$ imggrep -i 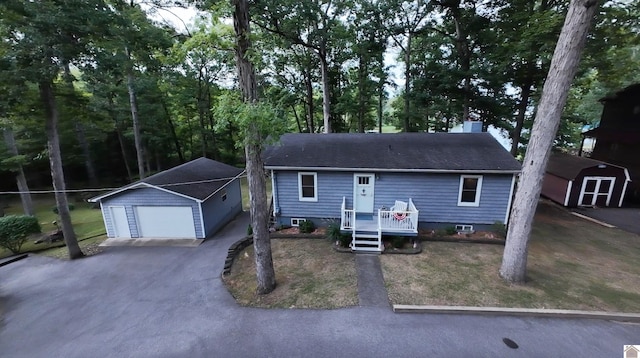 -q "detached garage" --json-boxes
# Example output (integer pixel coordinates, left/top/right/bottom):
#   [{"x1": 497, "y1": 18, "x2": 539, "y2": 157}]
[
  {"x1": 542, "y1": 152, "x2": 630, "y2": 208},
  {"x1": 90, "y1": 157, "x2": 243, "y2": 240}
]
